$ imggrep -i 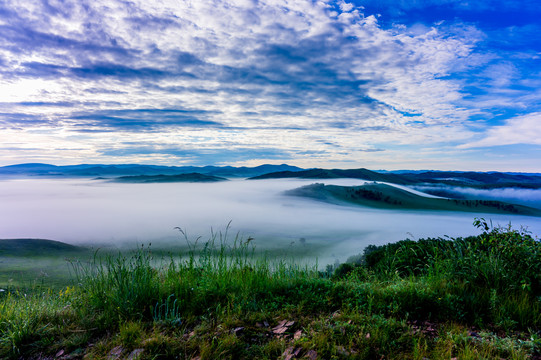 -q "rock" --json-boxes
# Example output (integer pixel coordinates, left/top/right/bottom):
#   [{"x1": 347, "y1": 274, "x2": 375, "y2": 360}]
[
  {"x1": 232, "y1": 327, "x2": 244, "y2": 336},
  {"x1": 282, "y1": 346, "x2": 295, "y2": 360},
  {"x1": 107, "y1": 346, "x2": 124, "y2": 360},
  {"x1": 282, "y1": 347, "x2": 303, "y2": 359},
  {"x1": 273, "y1": 320, "x2": 295, "y2": 335},
  {"x1": 127, "y1": 349, "x2": 144, "y2": 360}
]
